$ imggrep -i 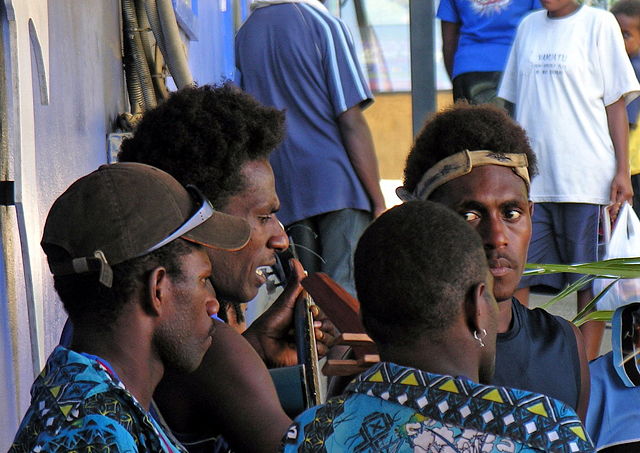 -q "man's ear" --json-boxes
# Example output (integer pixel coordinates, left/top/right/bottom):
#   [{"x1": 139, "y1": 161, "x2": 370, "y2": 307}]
[
  {"x1": 464, "y1": 282, "x2": 489, "y2": 333},
  {"x1": 145, "y1": 266, "x2": 170, "y2": 317},
  {"x1": 528, "y1": 201, "x2": 534, "y2": 218}
]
